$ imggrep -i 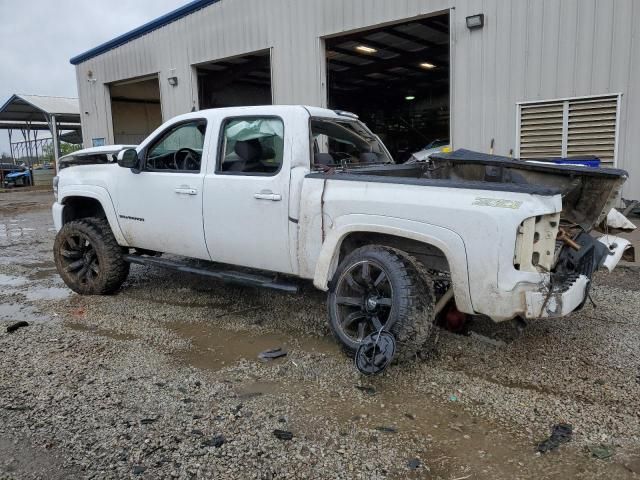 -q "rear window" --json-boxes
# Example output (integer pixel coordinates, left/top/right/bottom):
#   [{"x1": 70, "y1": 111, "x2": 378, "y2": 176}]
[{"x1": 311, "y1": 119, "x2": 393, "y2": 168}]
